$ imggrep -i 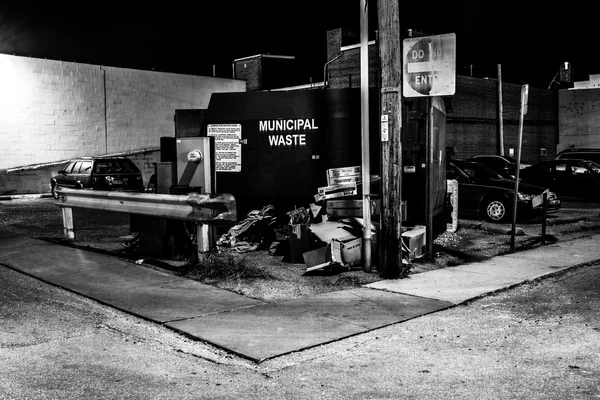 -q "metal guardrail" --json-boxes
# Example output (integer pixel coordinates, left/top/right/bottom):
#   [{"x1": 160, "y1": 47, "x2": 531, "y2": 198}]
[{"x1": 54, "y1": 187, "x2": 237, "y2": 258}]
